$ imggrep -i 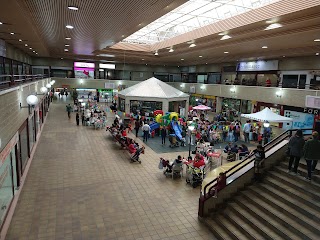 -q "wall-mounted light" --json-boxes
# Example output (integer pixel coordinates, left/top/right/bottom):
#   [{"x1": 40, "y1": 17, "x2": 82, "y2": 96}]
[
  {"x1": 20, "y1": 94, "x2": 39, "y2": 114},
  {"x1": 40, "y1": 86, "x2": 48, "y2": 94},
  {"x1": 276, "y1": 90, "x2": 282, "y2": 98},
  {"x1": 180, "y1": 84, "x2": 185, "y2": 88},
  {"x1": 200, "y1": 85, "x2": 205, "y2": 90},
  {"x1": 80, "y1": 80, "x2": 83, "y2": 84},
  {"x1": 230, "y1": 86, "x2": 236, "y2": 93},
  {"x1": 50, "y1": 80, "x2": 55, "y2": 85}
]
